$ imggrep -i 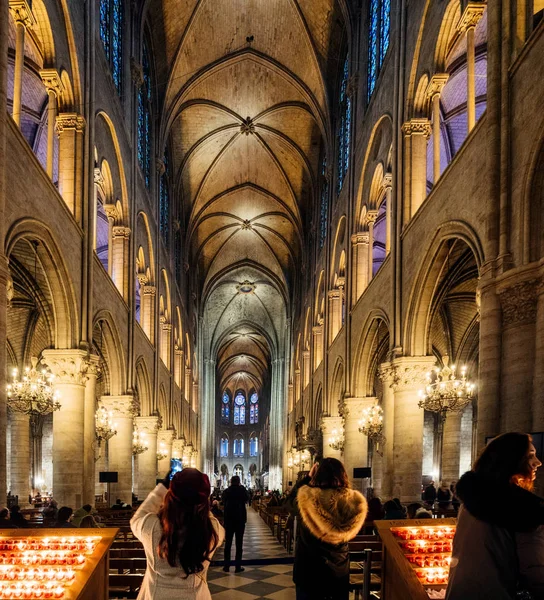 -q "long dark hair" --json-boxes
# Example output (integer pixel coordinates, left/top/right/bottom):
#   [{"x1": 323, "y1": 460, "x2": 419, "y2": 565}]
[
  {"x1": 474, "y1": 432, "x2": 533, "y2": 488},
  {"x1": 310, "y1": 457, "x2": 350, "y2": 489},
  {"x1": 158, "y1": 470, "x2": 219, "y2": 576}
]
